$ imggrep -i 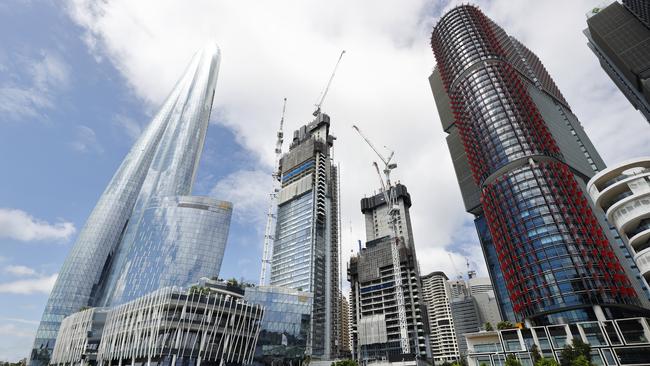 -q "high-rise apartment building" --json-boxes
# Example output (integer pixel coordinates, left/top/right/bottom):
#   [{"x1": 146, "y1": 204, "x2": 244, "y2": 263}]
[
  {"x1": 429, "y1": 5, "x2": 649, "y2": 326},
  {"x1": 269, "y1": 113, "x2": 340, "y2": 359},
  {"x1": 588, "y1": 158, "x2": 650, "y2": 284},
  {"x1": 30, "y1": 44, "x2": 228, "y2": 364},
  {"x1": 421, "y1": 271, "x2": 460, "y2": 363},
  {"x1": 340, "y1": 293, "x2": 352, "y2": 357},
  {"x1": 585, "y1": 0, "x2": 650, "y2": 123},
  {"x1": 348, "y1": 185, "x2": 430, "y2": 363}
]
